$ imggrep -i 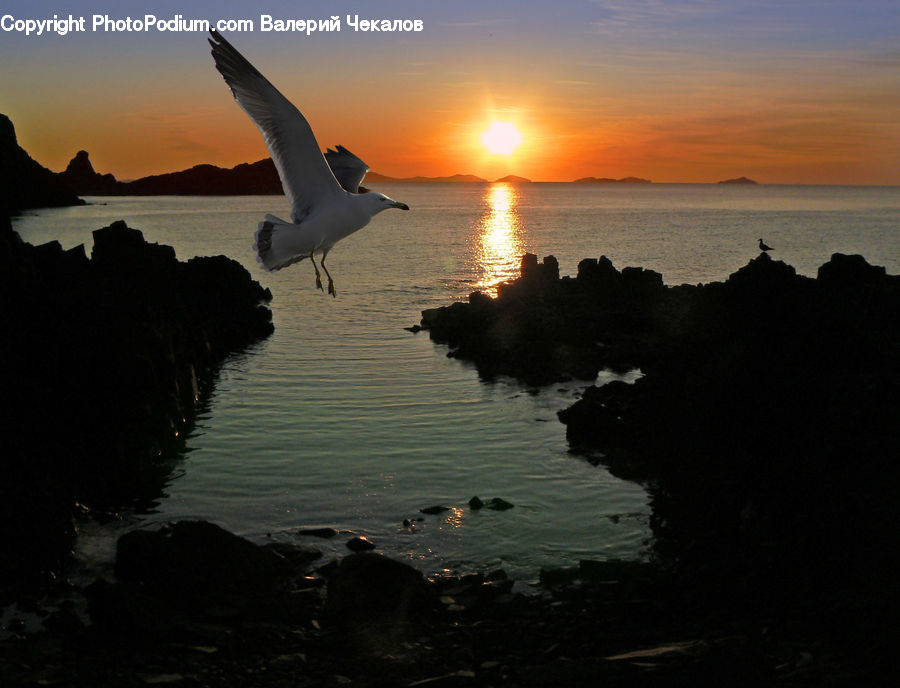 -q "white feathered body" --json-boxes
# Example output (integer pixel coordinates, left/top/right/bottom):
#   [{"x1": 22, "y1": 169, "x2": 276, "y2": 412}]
[{"x1": 254, "y1": 193, "x2": 387, "y2": 271}]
